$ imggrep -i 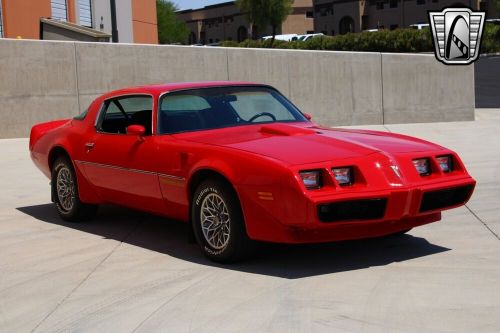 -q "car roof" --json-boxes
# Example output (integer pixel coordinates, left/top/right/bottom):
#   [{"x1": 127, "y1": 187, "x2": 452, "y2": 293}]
[{"x1": 102, "y1": 81, "x2": 262, "y2": 98}]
